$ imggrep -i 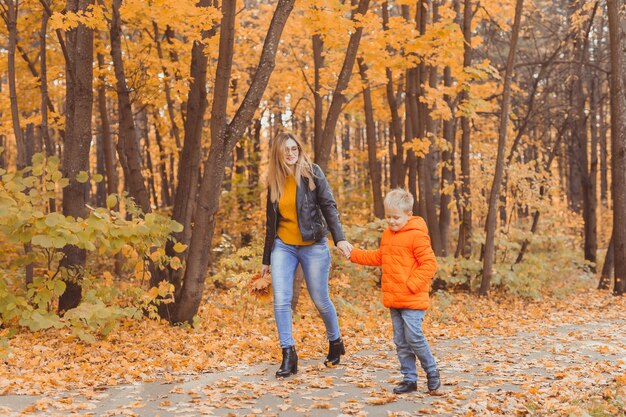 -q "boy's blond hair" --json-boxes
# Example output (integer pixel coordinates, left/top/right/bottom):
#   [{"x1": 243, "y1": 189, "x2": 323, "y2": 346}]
[{"x1": 384, "y1": 189, "x2": 414, "y2": 213}]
